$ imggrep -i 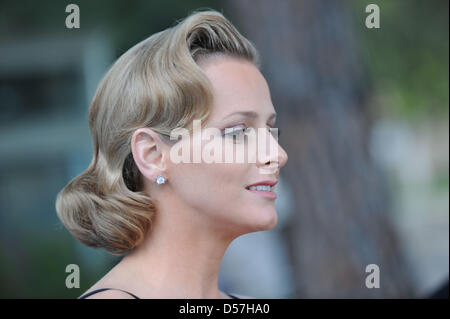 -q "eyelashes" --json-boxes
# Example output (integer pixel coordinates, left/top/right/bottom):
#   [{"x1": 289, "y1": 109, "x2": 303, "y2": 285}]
[
  {"x1": 222, "y1": 126, "x2": 249, "y2": 143},
  {"x1": 221, "y1": 125, "x2": 281, "y2": 143}
]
